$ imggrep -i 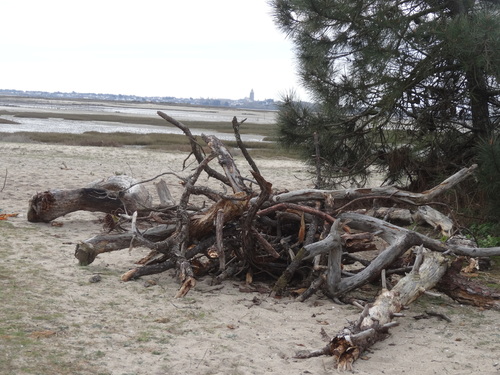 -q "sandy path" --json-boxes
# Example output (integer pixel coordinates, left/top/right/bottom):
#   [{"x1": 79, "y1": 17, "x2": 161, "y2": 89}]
[{"x1": 1, "y1": 141, "x2": 499, "y2": 375}]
